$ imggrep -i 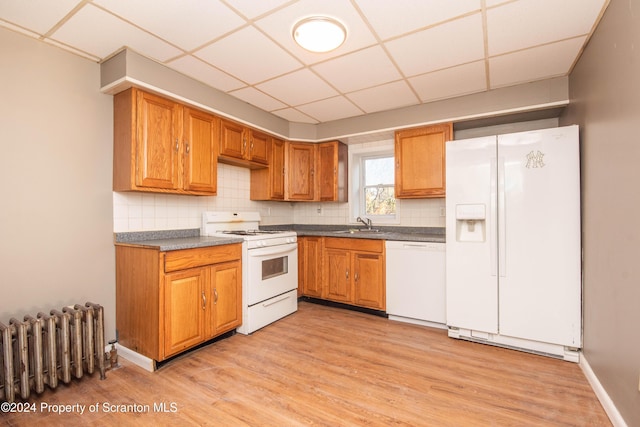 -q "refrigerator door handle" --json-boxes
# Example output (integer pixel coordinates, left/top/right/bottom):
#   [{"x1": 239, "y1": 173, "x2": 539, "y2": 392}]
[
  {"x1": 498, "y1": 155, "x2": 507, "y2": 277},
  {"x1": 490, "y1": 156, "x2": 498, "y2": 277}
]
